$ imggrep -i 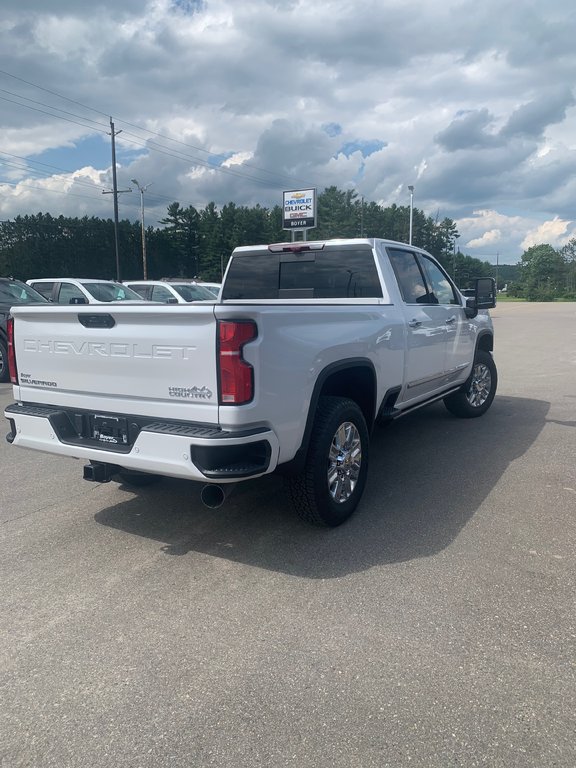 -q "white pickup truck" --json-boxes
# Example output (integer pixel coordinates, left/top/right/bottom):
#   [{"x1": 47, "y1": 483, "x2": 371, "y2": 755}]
[{"x1": 4, "y1": 238, "x2": 497, "y2": 526}]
